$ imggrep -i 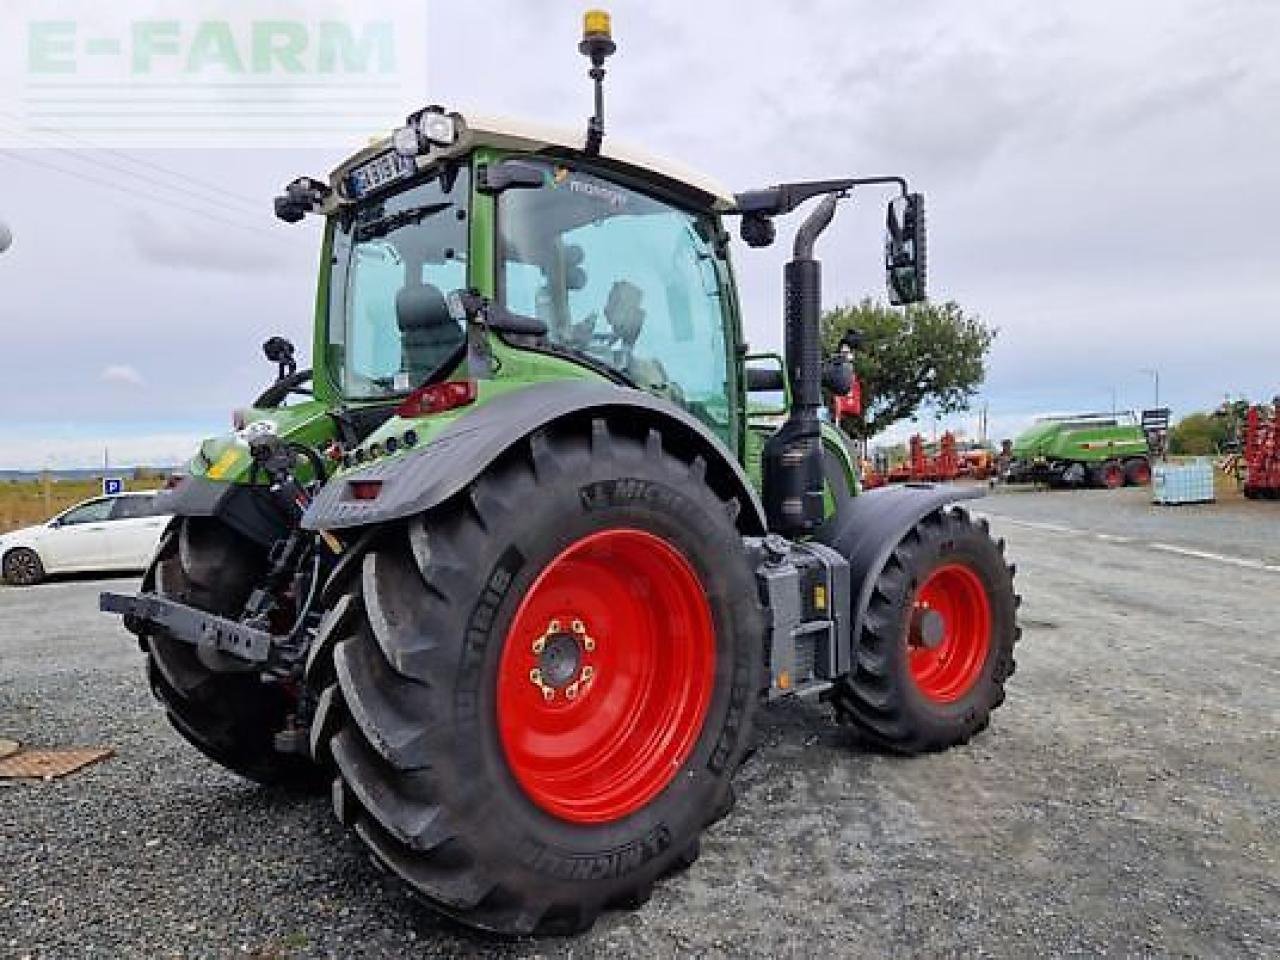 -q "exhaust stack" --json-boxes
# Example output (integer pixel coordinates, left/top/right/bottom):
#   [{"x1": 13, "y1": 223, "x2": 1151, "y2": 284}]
[{"x1": 762, "y1": 194, "x2": 839, "y2": 536}]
